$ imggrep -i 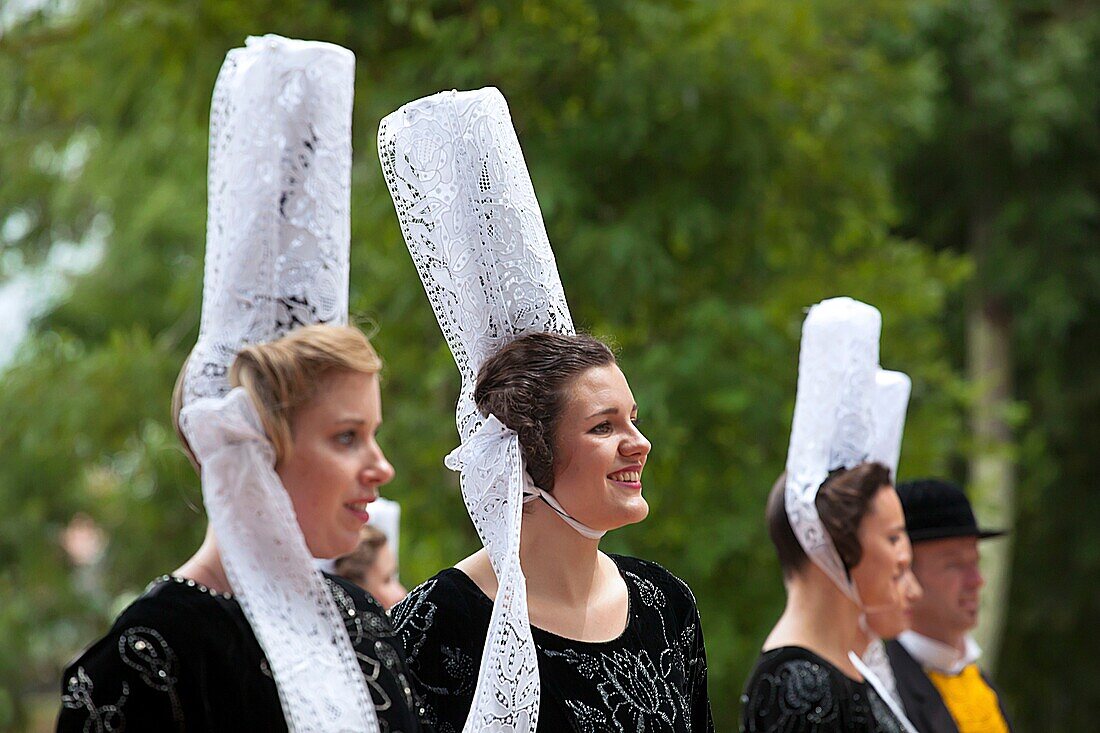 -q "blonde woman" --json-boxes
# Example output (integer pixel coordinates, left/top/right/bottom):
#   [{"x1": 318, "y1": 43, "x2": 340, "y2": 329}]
[{"x1": 59, "y1": 326, "x2": 431, "y2": 731}]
